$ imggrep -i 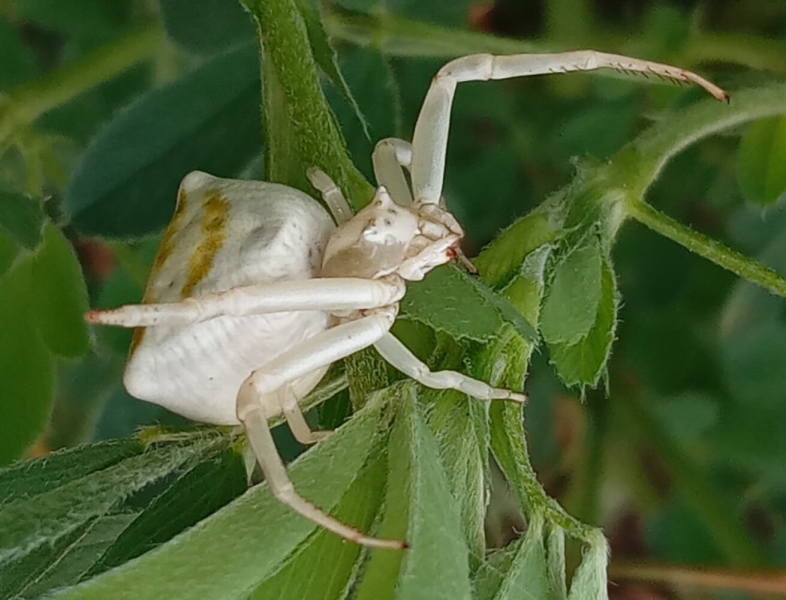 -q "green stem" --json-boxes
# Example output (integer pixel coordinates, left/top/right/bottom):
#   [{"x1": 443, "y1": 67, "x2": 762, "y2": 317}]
[
  {"x1": 243, "y1": 0, "x2": 385, "y2": 400},
  {"x1": 618, "y1": 83, "x2": 786, "y2": 197},
  {"x1": 490, "y1": 402, "x2": 598, "y2": 545},
  {"x1": 241, "y1": 0, "x2": 371, "y2": 205},
  {"x1": 624, "y1": 199, "x2": 786, "y2": 299},
  {"x1": 0, "y1": 24, "x2": 162, "y2": 149}
]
